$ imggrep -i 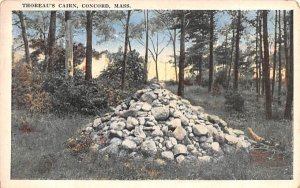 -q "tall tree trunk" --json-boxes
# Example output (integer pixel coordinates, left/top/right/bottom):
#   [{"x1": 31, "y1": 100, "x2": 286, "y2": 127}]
[
  {"x1": 259, "y1": 11, "x2": 265, "y2": 95},
  {"x1": 262, "y1": 10, "x2": 272, "y2": 119},
  {"x1": 173, "y1": 28, "x2": 178, "y2": 83},
  {"x1": 283, "y1": 10, "x2": 289, "y2": 87},
  {"x1": 255, "y1": 17, "x2": 260, "y2": 100},
  {"x1": 271, "y1": 11, "x2": 278, "y2": 97},
  {"x1": 284, "y1": 11, "x2": 293, "y2": 119},
  {"x1": 177, "y1": 11, "x2": 185, "y2": 97},
  {"x1": 144, "y1": 10, "x2": 149, "y2": 84},
  {"x1": 227, "y1": 26, "x2": 235, "y2": 89},
  {"x1": 47, "y1": 11, "x2": 57, "y2": 73},
  {"x1": 233, "y1": 10, "x2": 241, "y2": 91},
  {"x1": 121, "y1": 10, "x2": 131, "y2": 89},
  {"x1": 208, "y1": 11, "x2": 214, "y2": 93},
  {"x1": 198, "y1": 55, "x2": 202, "y2": 85},
  {"x1": 85, "y1": 11, "x2": 93, "y2": 81},
  {"x1": 155, "y1": 33, "x2": 159, "y2": 81},
  {"x1": 65, "y1": 11, "x2": 73, "y2": 79},
  {"x1": 278, "y1": 11, "x2": 282, "y2": 105},
  {"x1": 17, "y1": 11, "x2": 31, "y2": 67}
]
